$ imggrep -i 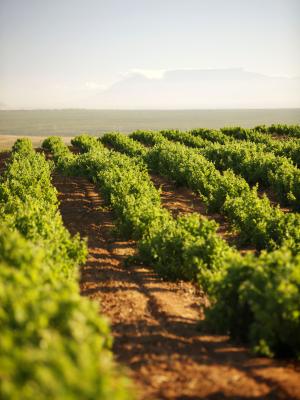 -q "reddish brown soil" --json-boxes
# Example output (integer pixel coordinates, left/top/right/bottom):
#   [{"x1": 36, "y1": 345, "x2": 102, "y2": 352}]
[
  {"x1": 0, "y1": 151, "x2": 10, "y2": 174},
  {"x1": 257, "y1": 187, "x2": 294, "y2": 214},
  {"x1": 53, "y1": 172, "x2": 300, "y2": 400}
]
